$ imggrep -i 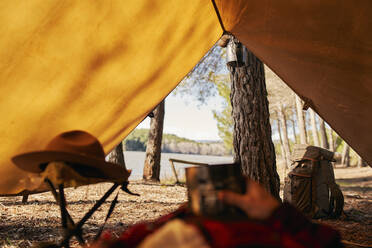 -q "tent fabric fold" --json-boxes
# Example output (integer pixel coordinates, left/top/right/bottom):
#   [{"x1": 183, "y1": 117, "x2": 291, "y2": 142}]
[
  {"x1": 0, "y1": 0, "x2": 371, "y2": 194},
  {"x1": 216, "y1": 0, "x2": 372, "y2": 165},
  {"x1": 0, "y1": 0, "x2": 221, "y2": 194}
]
